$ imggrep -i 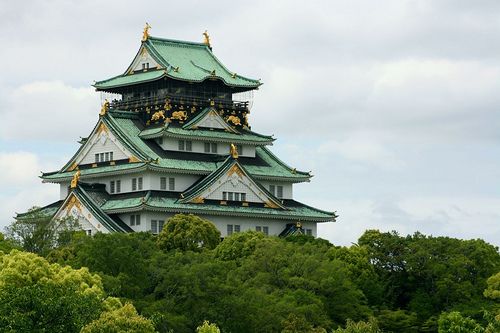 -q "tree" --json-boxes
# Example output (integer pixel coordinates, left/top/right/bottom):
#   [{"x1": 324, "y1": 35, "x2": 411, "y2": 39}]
[
  {"x1": 438, "y1": 312, "x2": 484, "y2": 333},
  {"x1": 484, "y1": 272, "x2": 500, "y2": 300},
  {"x1": 214, "y1": 230, "x2": 267, "y2": 261},
  {"x1": 332, "y1": 318, "x2": 381, "y2": 333},
  {"x1": 0, "y1": 250, "x2": 105, "y2": 332},
  {"x1": 5, "y1": 208, "x2": 80, "y2": 255},
  {"x1": 81, "y1": 303, "x2": 156, "y2": 333},
  {"x1": 0, "y1": 232, "x2": 19, "y2": 253},
  {"x1": 196, "y1": 320, "x2": 221, "y2": 333},
  {"x1": 157, "y1": 214, "x2": 220, "y2": 252}
]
